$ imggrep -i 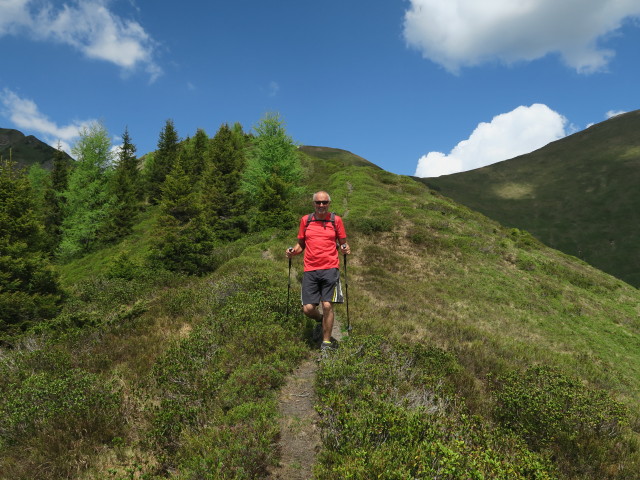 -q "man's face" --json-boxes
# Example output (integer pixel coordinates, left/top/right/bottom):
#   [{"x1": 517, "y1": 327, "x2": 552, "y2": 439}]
[{"x1": 314, "y1": 194, "x2": 330, "y2": 215}]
